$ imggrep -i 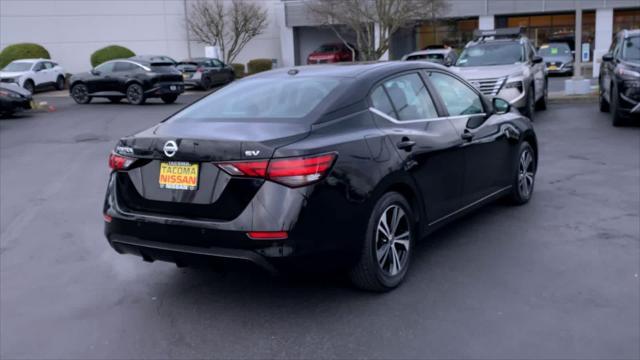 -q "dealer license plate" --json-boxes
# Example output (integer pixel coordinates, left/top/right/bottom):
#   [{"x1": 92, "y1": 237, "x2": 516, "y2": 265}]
[
  {"x1": 159, "y1": 162, "x2": 199, "y2": 190},
  {"x1": 548, "y1": 65, "x2": 558, "y2": 71}
]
